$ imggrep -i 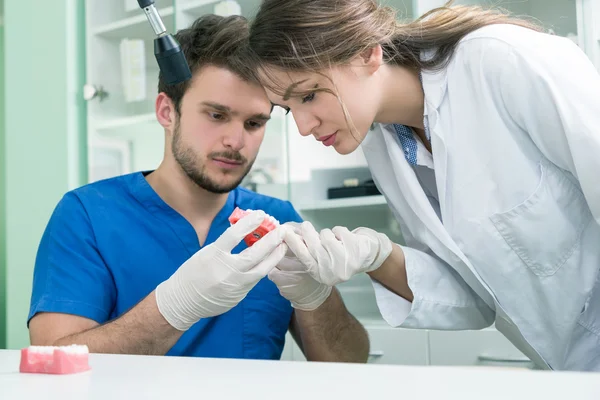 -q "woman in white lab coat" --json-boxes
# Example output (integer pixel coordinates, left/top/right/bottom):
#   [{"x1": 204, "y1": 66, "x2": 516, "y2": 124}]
[{"x1": 246, "y1": 0, "x2": 600, "y2": 371}]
